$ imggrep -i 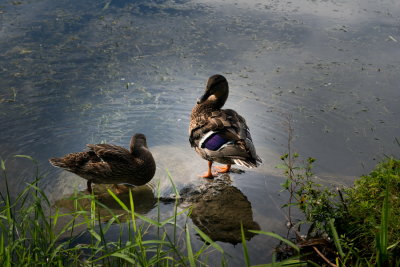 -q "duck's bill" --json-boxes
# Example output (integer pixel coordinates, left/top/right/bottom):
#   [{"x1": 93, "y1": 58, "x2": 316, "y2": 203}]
[{"x1": 197, "y1": 91, "x2": 210, "y2": 104}]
